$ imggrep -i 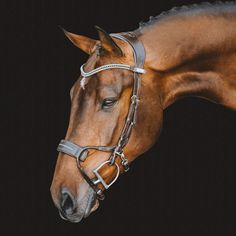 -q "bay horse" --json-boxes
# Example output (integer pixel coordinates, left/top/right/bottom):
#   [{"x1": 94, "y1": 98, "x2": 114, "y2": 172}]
[{"x1": 50, "y1": 2, "x2": 236, "y2": 223}]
